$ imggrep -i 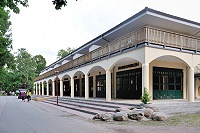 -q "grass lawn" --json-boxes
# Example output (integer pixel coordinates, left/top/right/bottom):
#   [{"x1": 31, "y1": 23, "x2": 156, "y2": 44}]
[
  {"x1": 133, "y1": 113, "x2": 200, "y2": 127},
  {"x1": 141, "y1": 113, "x2": 200, "y2": 127},
  {"x1": 105, "y1": 113, "x2": 200, "y2": 127}
]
